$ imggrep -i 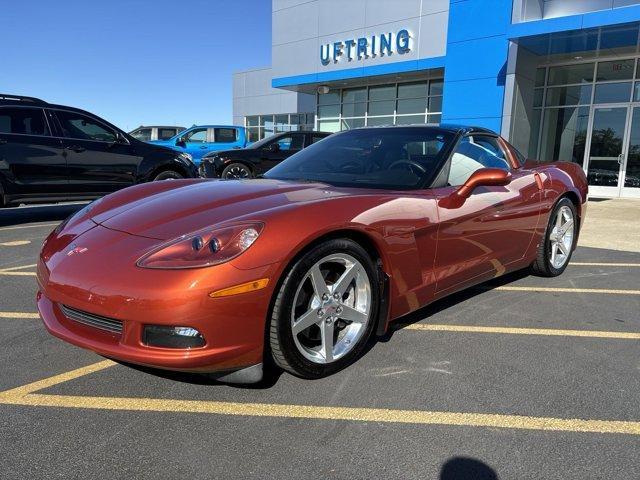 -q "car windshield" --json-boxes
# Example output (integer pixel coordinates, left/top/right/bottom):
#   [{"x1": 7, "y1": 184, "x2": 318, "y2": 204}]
[
  {"x1": 248, "y1": 135, "x2": 279, "y2": 149},
  {"x1": 263, "y1": 127, "x2": 455, "y2": 189}
]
